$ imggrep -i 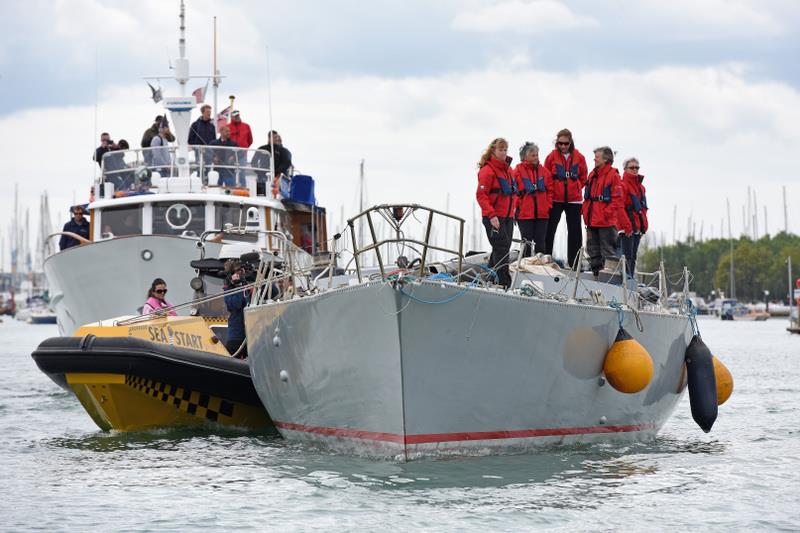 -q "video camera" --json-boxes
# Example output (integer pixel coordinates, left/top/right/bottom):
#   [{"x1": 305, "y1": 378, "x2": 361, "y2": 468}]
[{"x1": 225, "y1": 252, "x2": 261, "y2": 287}]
